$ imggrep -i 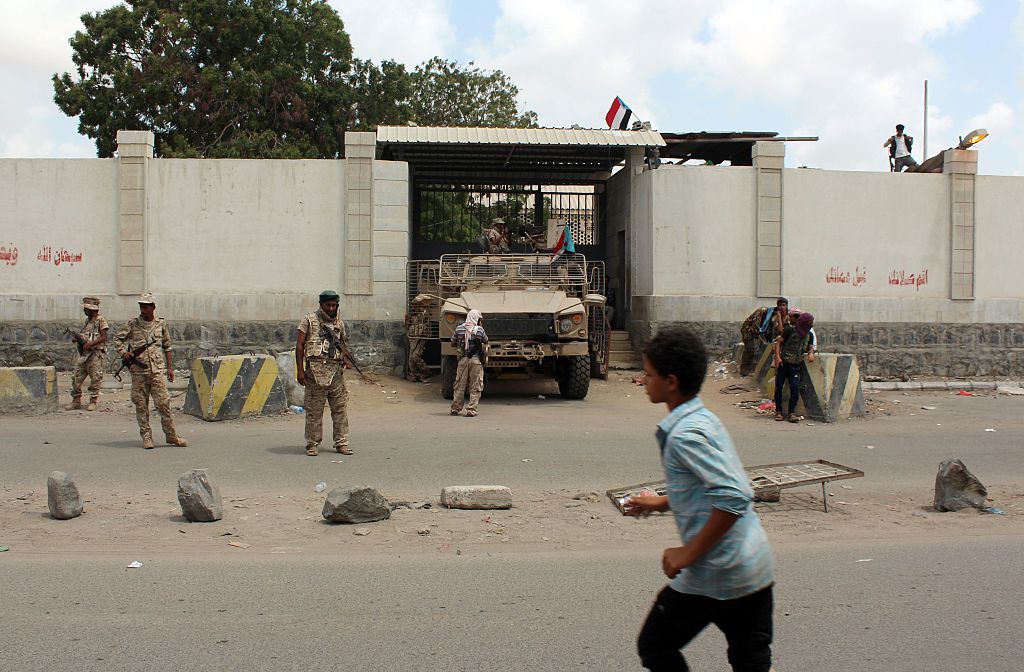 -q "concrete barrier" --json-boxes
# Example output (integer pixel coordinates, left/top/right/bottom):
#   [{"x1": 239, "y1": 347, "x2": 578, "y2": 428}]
[
  {"x1": 183, "y1": 354, "x2": 287, "y2": 421},
  {"x1": 758, "y1": 352, "x2": 865, "y2": 423},
  {"x1": 0, "y1": 366, "x2": 58, "y2": 415}
]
